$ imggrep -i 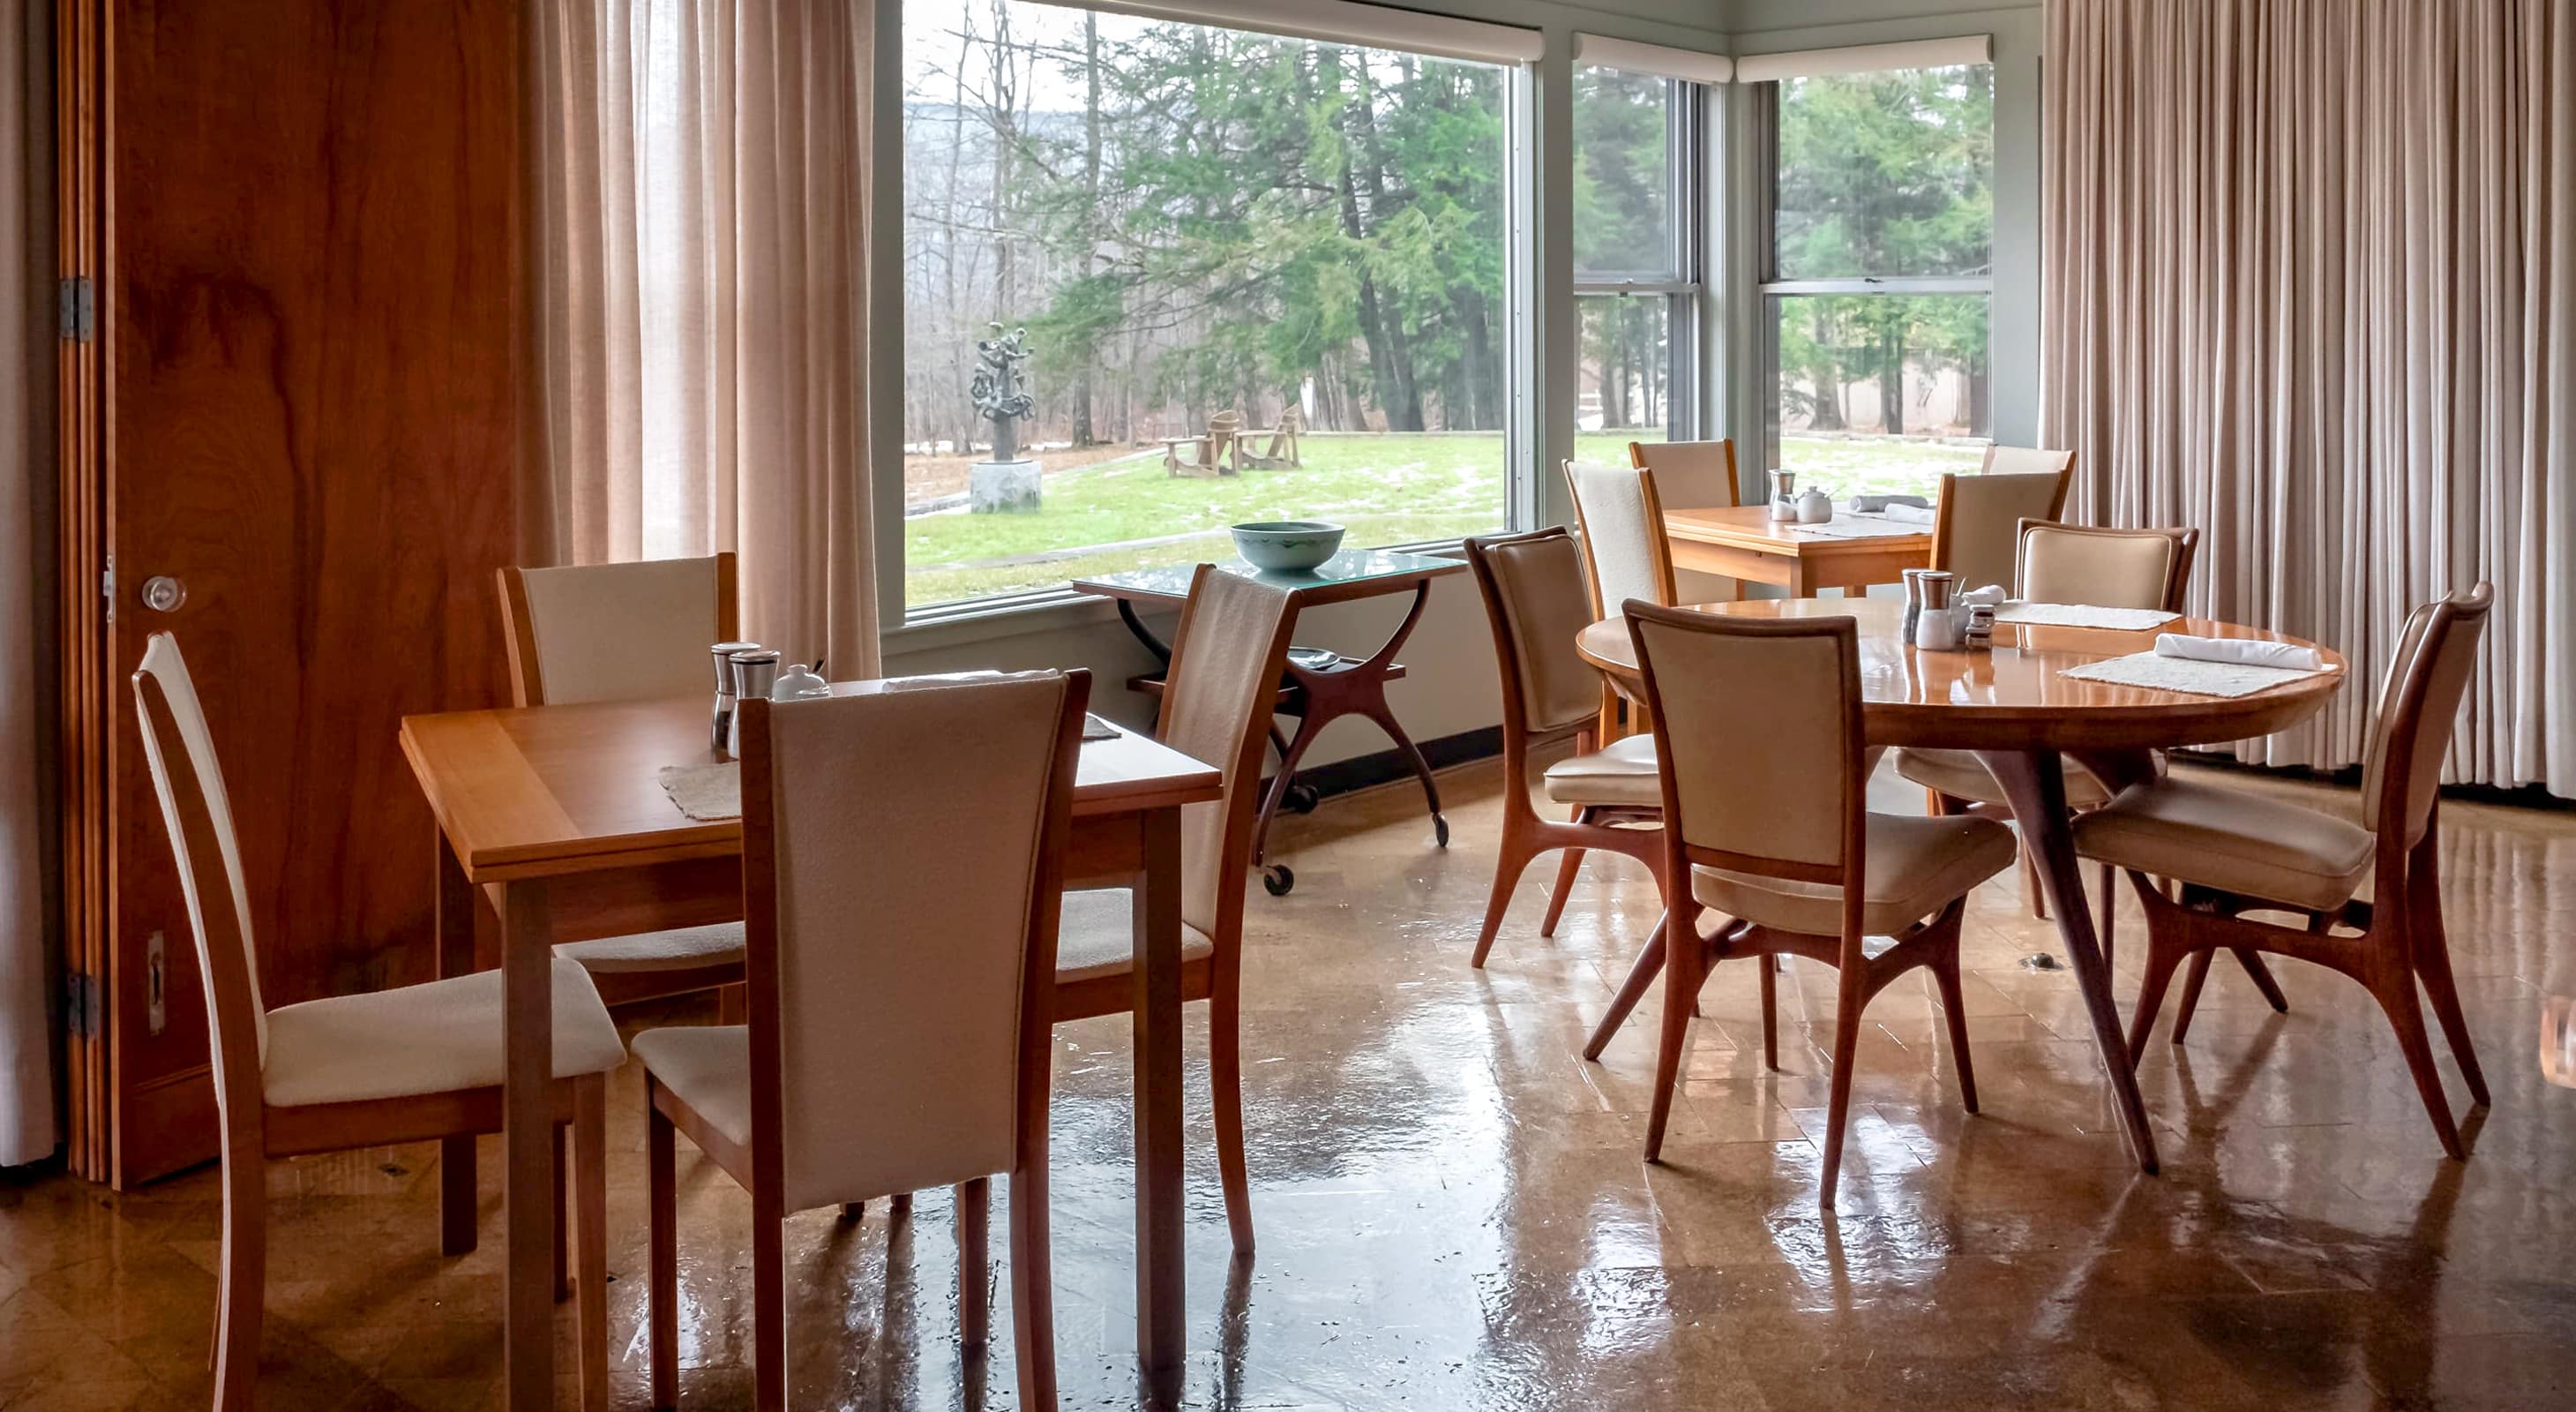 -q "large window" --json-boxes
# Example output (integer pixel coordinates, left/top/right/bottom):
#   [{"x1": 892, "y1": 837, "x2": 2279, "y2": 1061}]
[
  {"x1": 901, "y1": 2, "x2": 1519, "y2": 611},
  {"x1": 1759, "y1": 62, "x2": 1993, "y2": 498},
  {"x1": 1572, "y1": 64, "x2": 1701, "y2": 453}
]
